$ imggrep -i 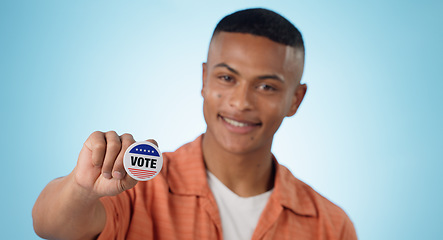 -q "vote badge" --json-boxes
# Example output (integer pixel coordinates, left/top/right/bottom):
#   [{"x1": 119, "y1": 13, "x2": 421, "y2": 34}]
[{"x1": 123, "y1": 141, "x2": 163, "y2": 181}]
